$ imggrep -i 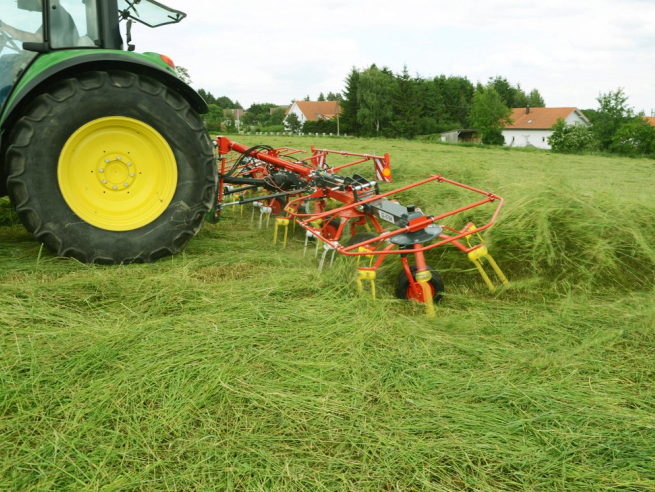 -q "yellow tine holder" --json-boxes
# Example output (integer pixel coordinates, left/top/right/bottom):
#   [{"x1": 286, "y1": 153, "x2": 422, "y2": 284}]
[
  {"x1": 470, "y1": 257, "x2": 496, "y2": 293},
  {"x1": 468, "y1": 245, "x2": 509, "y2": 293},
  {"x1": 240, "y1": 192, "x2": 248, "y2": 217},
  {"x1": 486, "y1": 254, "x2": 509, "y2": 286},
  {"x1": 357, "y1": 269, "x2": 377, "y2": 302},
  {"x1": 415, "y1": 270, "x2": 436, "y2": 319},
  {"x1": 355, "y1": 246, "x2": 374, "y2": 268},
  {"x1": 274, "y1": 218, "x2": 290, "y2": 247}
]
